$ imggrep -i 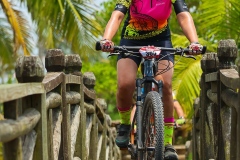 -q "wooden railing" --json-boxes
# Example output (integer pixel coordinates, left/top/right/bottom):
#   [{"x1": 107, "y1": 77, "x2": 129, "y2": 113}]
[
  {"x1": 192, "y1": 39, "x2": 239, "y2": 160},
  {"x1": 0, "y1": 49, "x2": 121, "y2": 160}
]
